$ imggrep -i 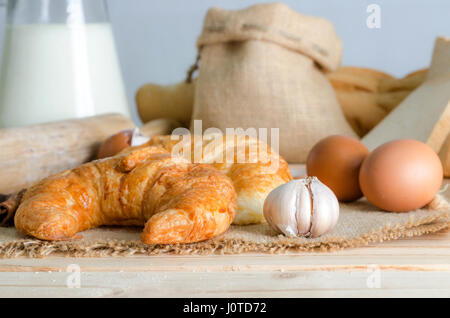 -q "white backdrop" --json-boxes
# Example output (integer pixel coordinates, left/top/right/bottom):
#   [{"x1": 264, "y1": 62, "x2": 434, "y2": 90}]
[{"x1": 1, "y1": 0, "x2": 449, "y2": 122}]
